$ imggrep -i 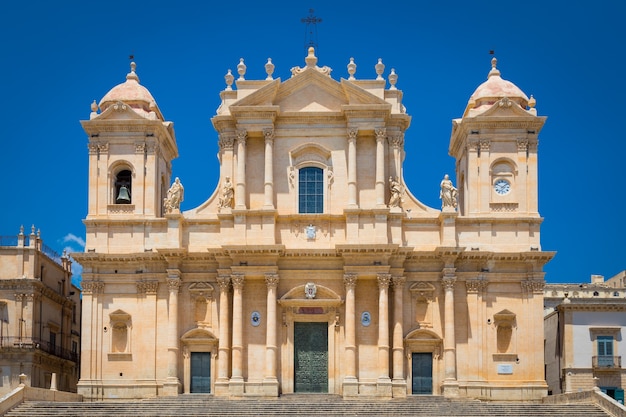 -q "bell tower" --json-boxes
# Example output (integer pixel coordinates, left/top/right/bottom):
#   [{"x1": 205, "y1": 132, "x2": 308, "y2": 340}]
[
  {"x1": 81, "y1": 62, "x2": 178, "y2": 230},
  {"x1": 449, "y1": 57, "x2": 546, "y2": 217}
]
